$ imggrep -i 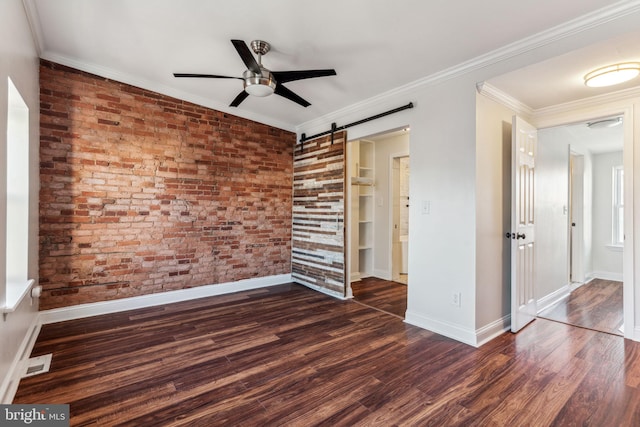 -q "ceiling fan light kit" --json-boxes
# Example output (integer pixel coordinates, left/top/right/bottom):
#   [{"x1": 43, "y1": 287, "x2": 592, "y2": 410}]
[
  {"x1": 173, "y1": 39, "x2": 336, "y2": 107},
  {"x1": 584, "y1": 62, "x2": 640, "y2": 87},
  {"x1": 243, "y1": 69, "x2": 276, "y2": 96}
]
